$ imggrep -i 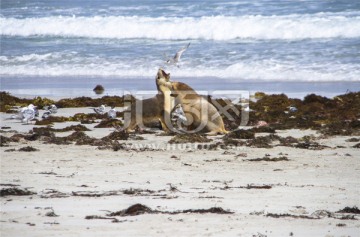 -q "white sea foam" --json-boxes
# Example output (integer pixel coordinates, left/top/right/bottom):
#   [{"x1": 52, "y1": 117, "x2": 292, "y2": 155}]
[
  {"x1": 1, "y1": 58, "x2": 359, "y2": 82},
  {"x1": 1, "y1": 13, "x2": 360, "y2": 40}
]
